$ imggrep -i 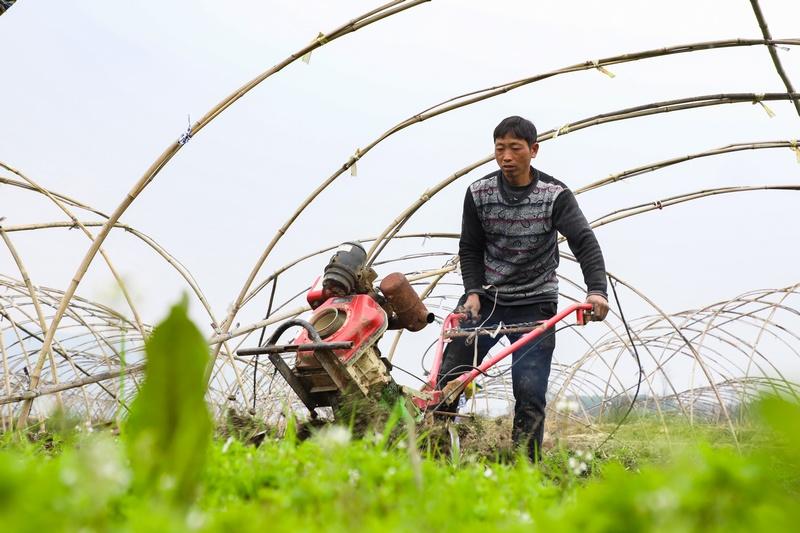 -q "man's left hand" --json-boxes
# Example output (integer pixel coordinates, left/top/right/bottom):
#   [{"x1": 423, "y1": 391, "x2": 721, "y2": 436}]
[{"x1": 586, "y1": 294, "x2": 609, "y2": 321}]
